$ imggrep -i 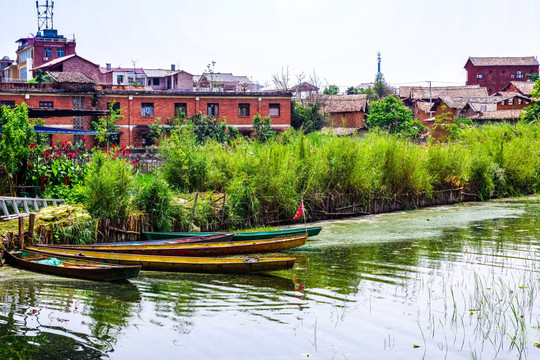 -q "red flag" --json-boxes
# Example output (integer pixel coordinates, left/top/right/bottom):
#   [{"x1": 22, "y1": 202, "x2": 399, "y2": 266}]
[{"x1": 293, "y1": 200, "x2": 304, "y2": 220}]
